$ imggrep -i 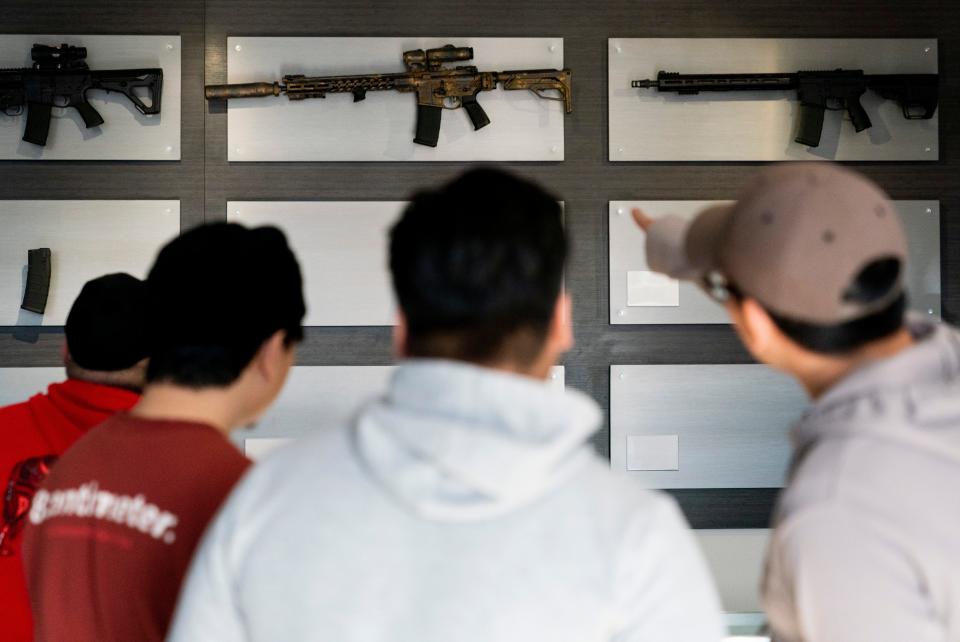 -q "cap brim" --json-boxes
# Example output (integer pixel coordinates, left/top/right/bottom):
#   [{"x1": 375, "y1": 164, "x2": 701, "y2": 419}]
[{"x1": 684, "y1": 204, "x2": 735, "y2": 274}]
